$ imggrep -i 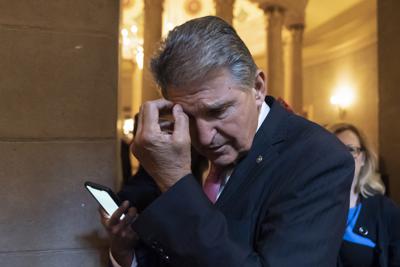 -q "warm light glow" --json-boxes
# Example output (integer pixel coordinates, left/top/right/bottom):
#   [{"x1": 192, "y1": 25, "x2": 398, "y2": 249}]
[
  {"x1": 330, "y1": 85, "x2": 355, "y2": 108},
  {"x1": 120, "y1": 25, "x2": 143, "y2": 69},
  {"x1": 121, "y1": 28, "x2": 129, "y2": 37},
  {"x1": 123, "y1": 118, "x2": 134, "y2": 135},
  {"x1": 122, "y1": 37, "x2": 131, "y2": 46},
  {"x1": 130, "y1": 25, "x2": 138, "y2": 34},
  {"x1": 166, "y1": 22, "x2": 174, "y2": 32},
  {"x1": 136, "y1": 49, "x2": 144, "y2": 70}
]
